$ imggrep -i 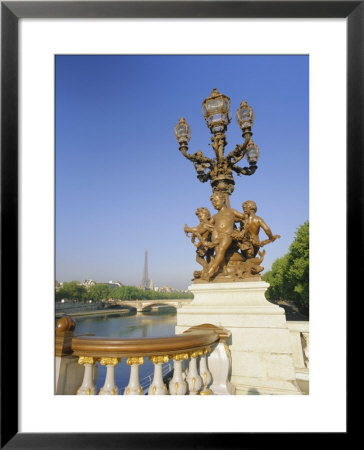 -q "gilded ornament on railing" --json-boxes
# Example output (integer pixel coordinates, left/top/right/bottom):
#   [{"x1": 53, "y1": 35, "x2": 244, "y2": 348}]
[
  {"x1": 99, "y1": 357, "x2": 121, "y2": 366},
  {"x1": 176, "y1": 88, "x2": 280, "y2": 283},
  {"x1": 199, "y1": 389, "x2": 212, "y2": 395},
  {"x1": 126, "y1": 357, "x2": 144, "y2": 366},
  {"x1": 172, "y1": 353, "x2": 189, "y2": 361},
  {"x1": 124, "y1": 386, "x2": 143, "y2": 396},
  {"x1": 78, "y1": 356, "x2": 95, "y2": 365},
  {"x1": 190, "y1": 349, "x2": 204, "y2": 359},
  {"x1": 149, "y1": 355, "x2": 170, "y2": 364}
]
